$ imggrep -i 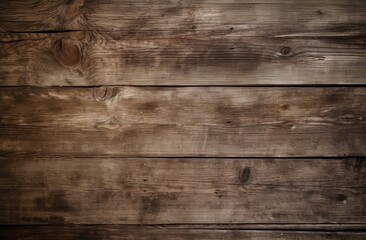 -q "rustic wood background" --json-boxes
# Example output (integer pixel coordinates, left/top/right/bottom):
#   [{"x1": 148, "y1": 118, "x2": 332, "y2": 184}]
[{"x1": 0, "y1": 0, "x2": 365, "y2": 239}]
